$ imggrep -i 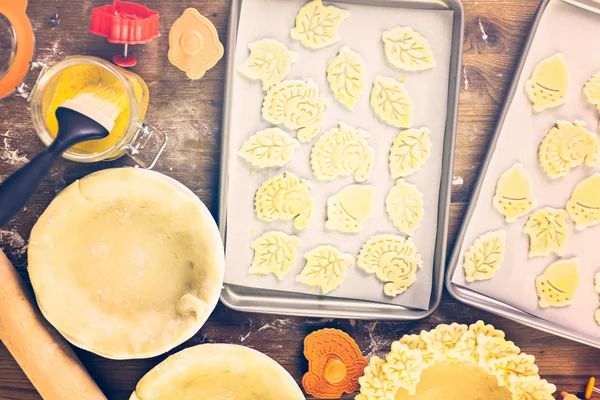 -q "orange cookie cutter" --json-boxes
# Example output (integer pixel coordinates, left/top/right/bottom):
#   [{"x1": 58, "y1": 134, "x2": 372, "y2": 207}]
[
  {"x1": 168, "y1": 8, "x2": 224, "y2": 80},
  {"x1": 0, "y1": 0, "x2": 35, "y2": 99},
  {"x1": 302, "y1": 328, "x2": 367, "y2": 398}
]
